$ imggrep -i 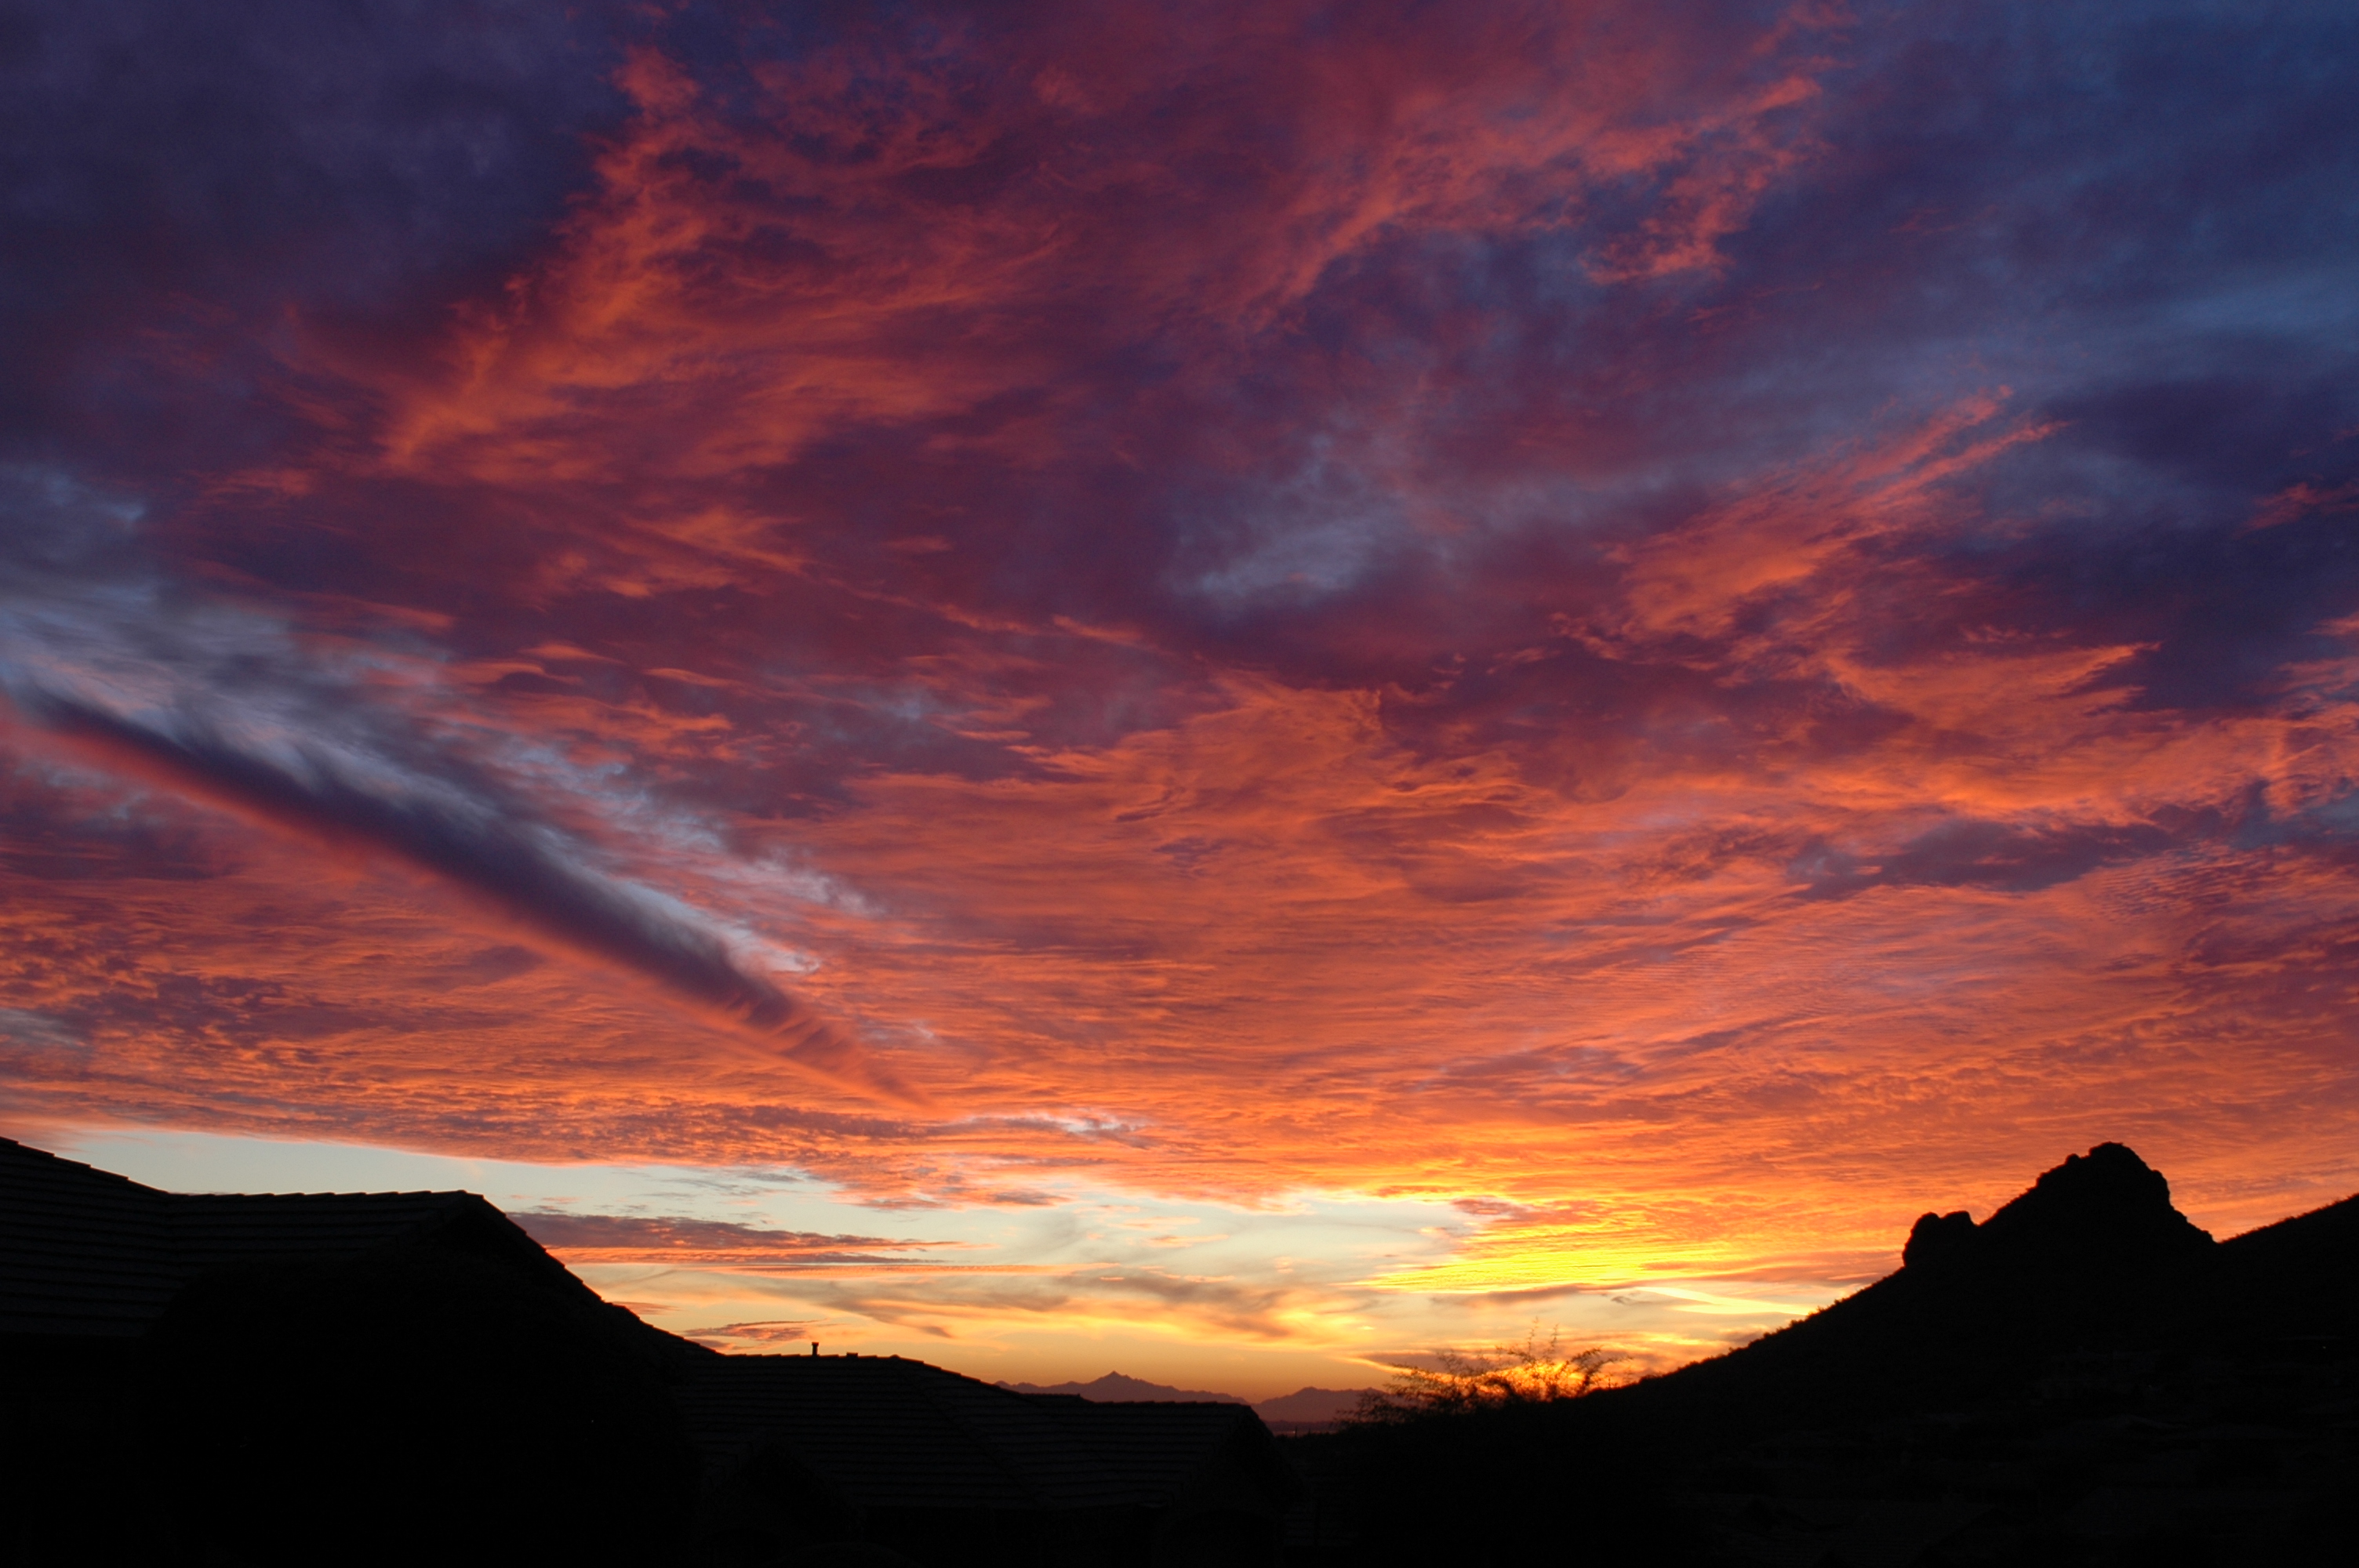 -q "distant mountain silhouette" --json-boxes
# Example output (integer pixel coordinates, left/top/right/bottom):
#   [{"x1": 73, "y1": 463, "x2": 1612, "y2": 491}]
[
  {"x1": 994, "y1": 1371, "x2": 1377, "y2": 1432},
  {"x1": 997, "y1": 1370, "x2": 1245, "y2": 1403}
]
